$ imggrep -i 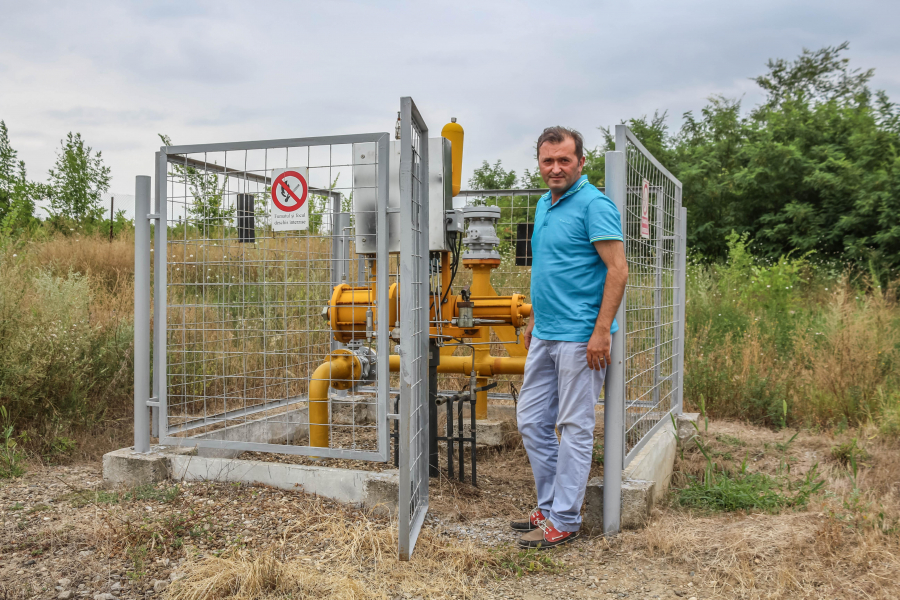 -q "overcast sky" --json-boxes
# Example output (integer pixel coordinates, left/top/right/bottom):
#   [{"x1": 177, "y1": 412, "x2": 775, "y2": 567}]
[{"x1": 2, "y1": 0, "x2": 899, "y2": 217}]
